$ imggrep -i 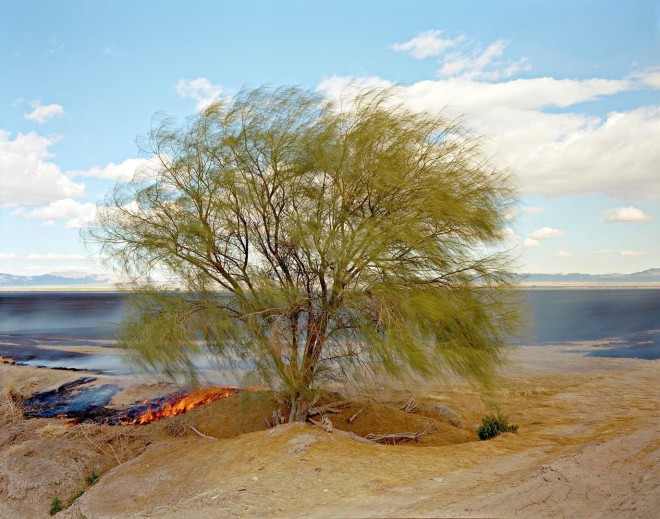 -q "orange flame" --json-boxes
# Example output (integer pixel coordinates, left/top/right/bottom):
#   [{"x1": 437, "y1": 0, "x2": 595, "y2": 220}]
[{"x1": 121, "y1": 386, "x2": 240, "y2": 425}]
